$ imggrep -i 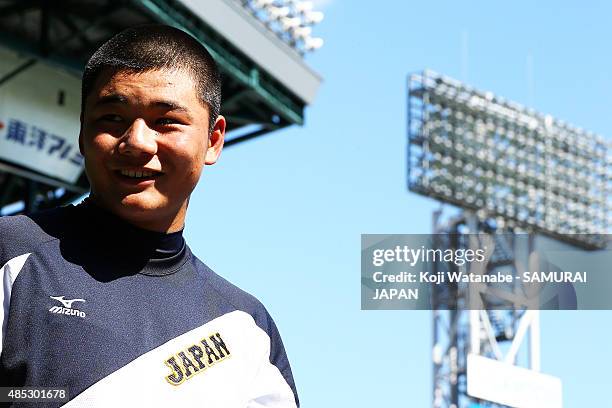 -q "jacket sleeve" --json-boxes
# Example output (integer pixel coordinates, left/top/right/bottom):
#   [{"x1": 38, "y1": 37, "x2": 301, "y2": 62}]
[
  {"x1": 247, "y1": 310, "x2": 299, "y2": 408},
  {"x1": 0, "y1": 215, "x2": 38, "y2": 355}
]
